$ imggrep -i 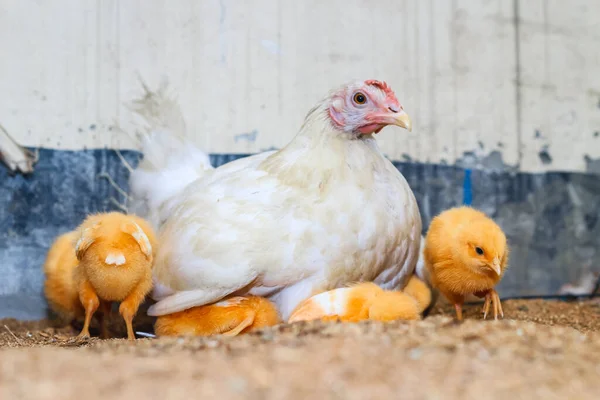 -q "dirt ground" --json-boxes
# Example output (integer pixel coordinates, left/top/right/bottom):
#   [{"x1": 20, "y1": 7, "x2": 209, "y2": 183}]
[{"x1": 1, "y1": 299, "x2": 599, "y2": 400}]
